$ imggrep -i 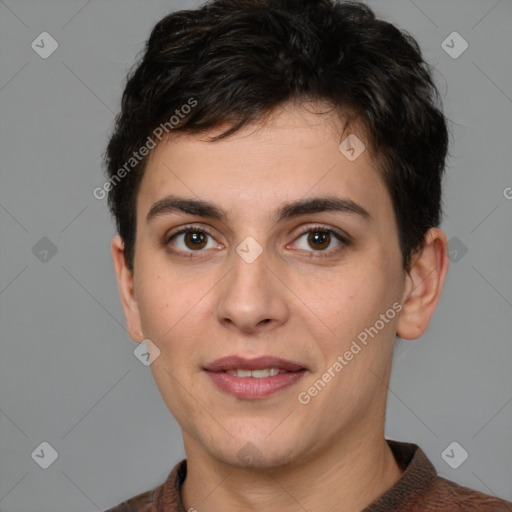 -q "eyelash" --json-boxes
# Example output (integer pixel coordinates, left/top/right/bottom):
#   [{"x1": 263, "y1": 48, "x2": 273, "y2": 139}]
[{"x1": 164, "y1": 224, "x2": 350, "y2": 259}]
